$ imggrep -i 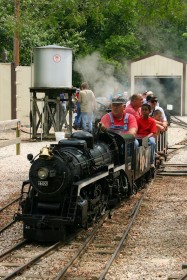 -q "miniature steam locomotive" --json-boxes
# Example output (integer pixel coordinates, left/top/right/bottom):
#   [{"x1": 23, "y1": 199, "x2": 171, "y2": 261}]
[{"x1": 15, "y1": 129, "x2": 166, "y2": 242}]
